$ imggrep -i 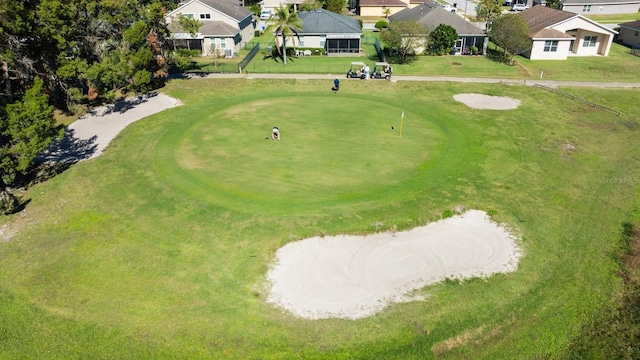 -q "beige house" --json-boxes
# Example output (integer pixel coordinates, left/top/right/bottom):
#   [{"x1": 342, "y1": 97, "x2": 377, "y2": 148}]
[
  {"x1": 519, "y1": 6, "x2": 617, "y2": 60},
  {"x1": 166, "y1": 0, "x2": 255, "y2": 57},
  {"x1": 561, "y1": 0, "x2": 640, "y2": 15},
  {"x1": 358, "y1": 0, "x2": 409, "y2": 17},
  {"x1": 618, "y1": 20, "x2": 640, "y2": 48}
]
